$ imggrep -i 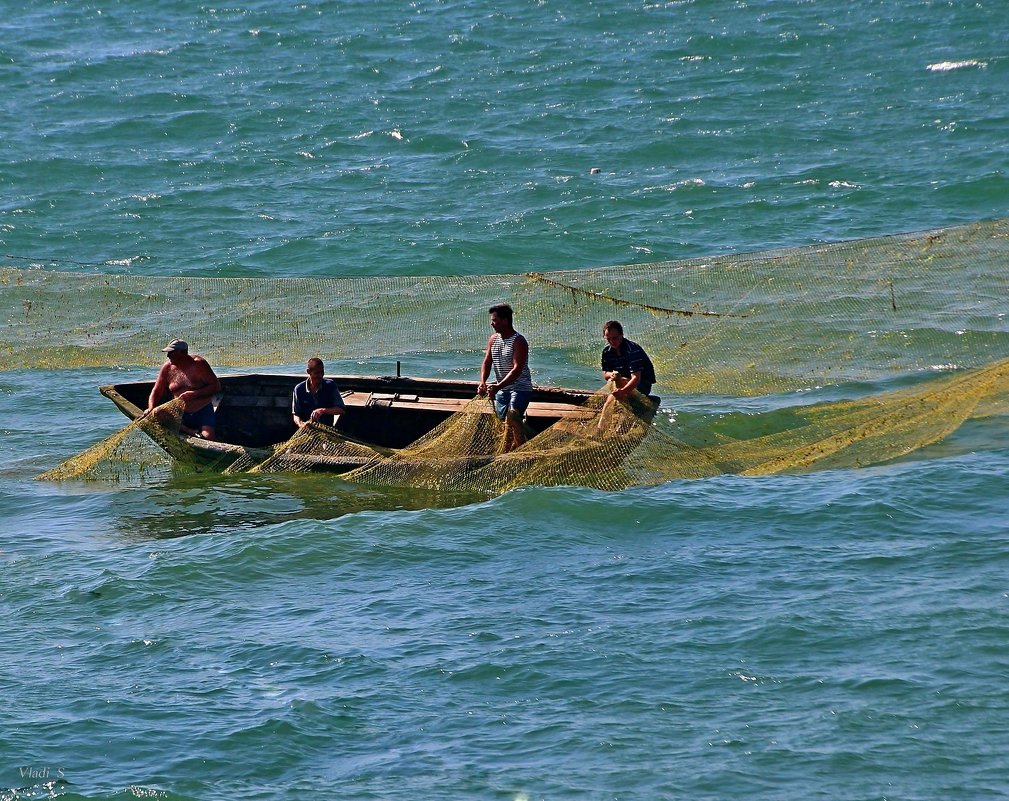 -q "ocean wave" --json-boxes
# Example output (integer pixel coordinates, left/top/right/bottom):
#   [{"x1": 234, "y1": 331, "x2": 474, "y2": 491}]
[{"x1": 926, "y1": 59, "x2": 987, "y2": 72}]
